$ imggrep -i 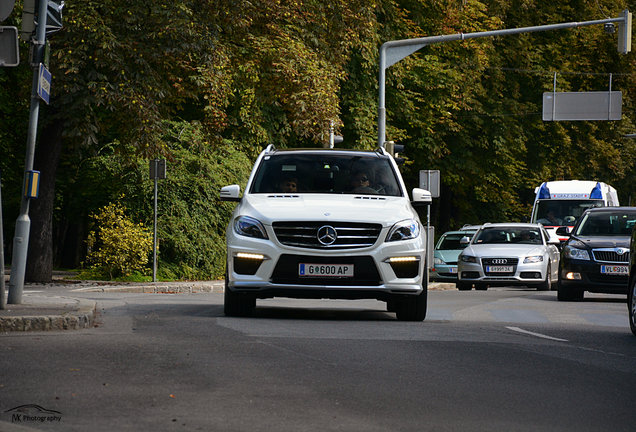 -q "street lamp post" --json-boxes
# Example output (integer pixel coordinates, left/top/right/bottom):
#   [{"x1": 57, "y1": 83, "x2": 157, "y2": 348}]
[{"x1": 378, "y1": 10, "x2": 632, "y2": 147}]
